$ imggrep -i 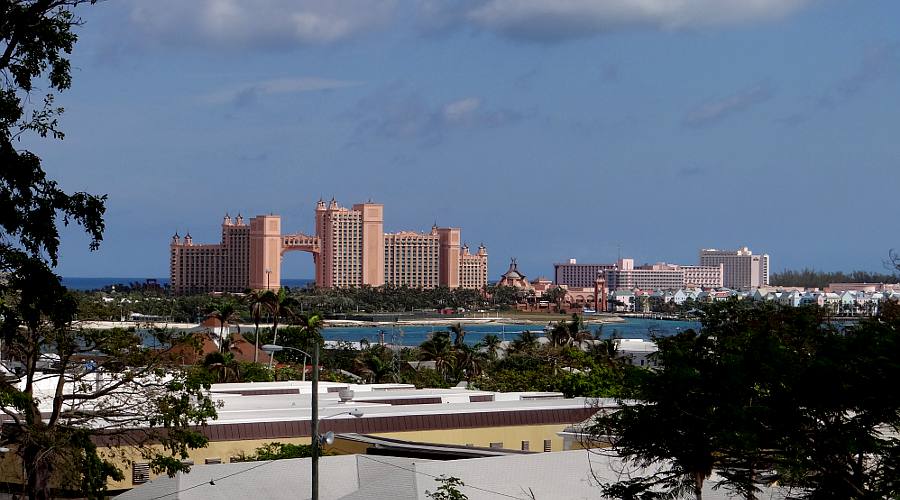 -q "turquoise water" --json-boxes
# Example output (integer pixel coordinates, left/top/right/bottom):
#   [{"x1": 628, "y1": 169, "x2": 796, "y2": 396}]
[{"x1": 321, "y1": 318, "x2": 699, "y2": 346}]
